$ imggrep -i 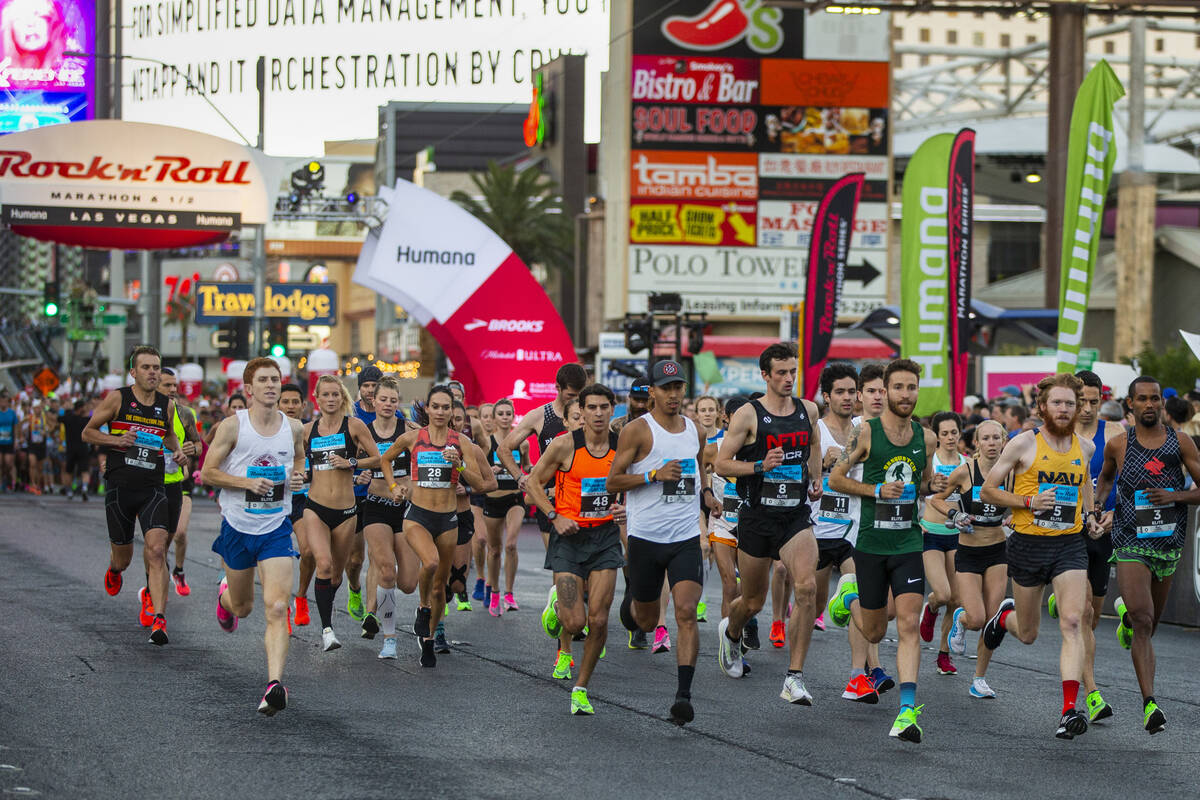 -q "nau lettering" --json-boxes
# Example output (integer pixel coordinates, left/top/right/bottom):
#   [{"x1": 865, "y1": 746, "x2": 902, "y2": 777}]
[{"x1": 1037, "y1": 471, "x2": 1083, "y2": 486}]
